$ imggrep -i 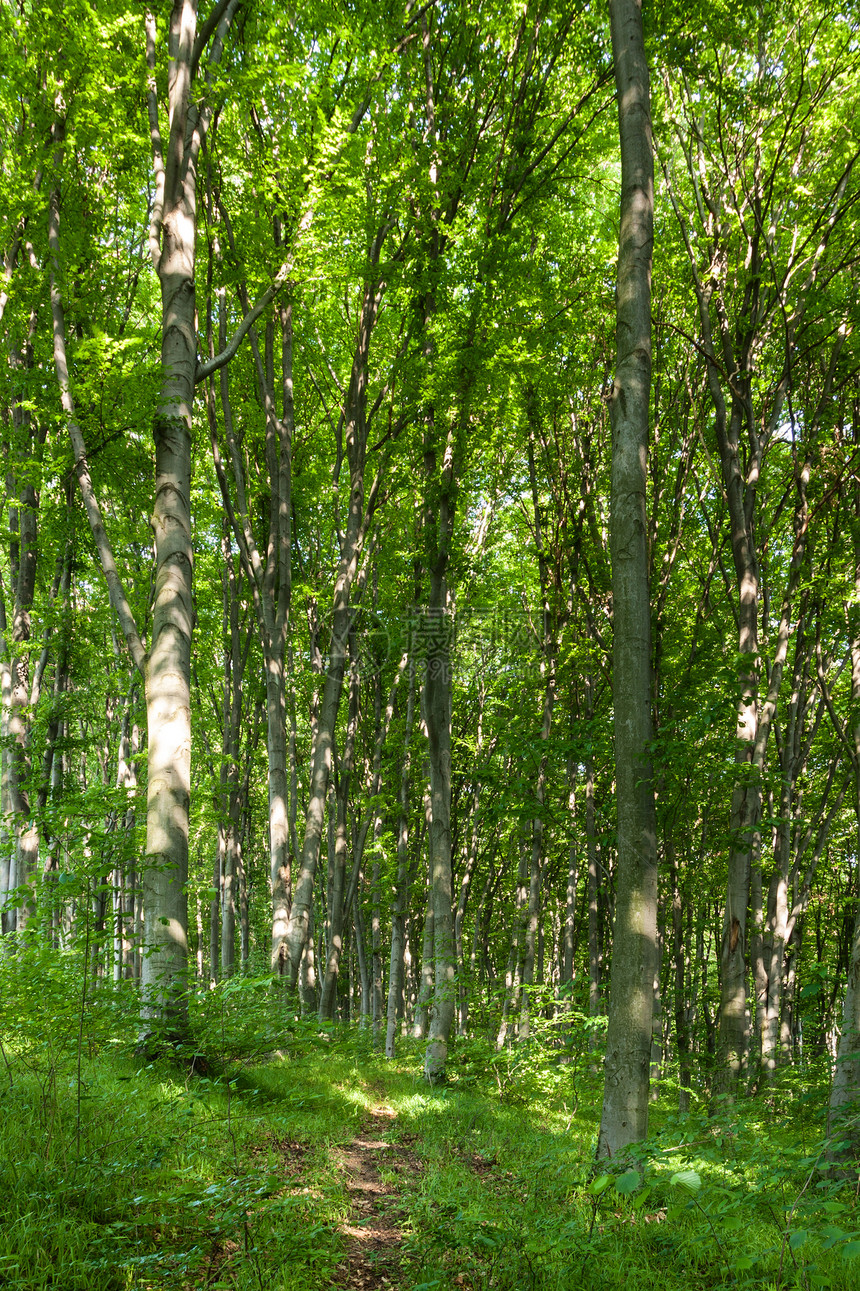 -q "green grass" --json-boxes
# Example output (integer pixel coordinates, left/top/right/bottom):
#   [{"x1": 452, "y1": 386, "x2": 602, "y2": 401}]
[{"x1": 0, "y1": 974, "x2": 858, "y2": 1290}]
